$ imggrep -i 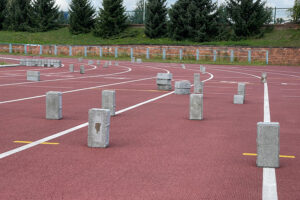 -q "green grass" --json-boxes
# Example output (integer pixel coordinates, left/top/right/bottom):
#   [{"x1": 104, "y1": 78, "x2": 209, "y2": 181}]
[
  {"x1": 0, "y1": 62, "x2": 6, "y2": 65},
  {"x1": 0, "y1": 27, "x2": 299, "y2": 47}
]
